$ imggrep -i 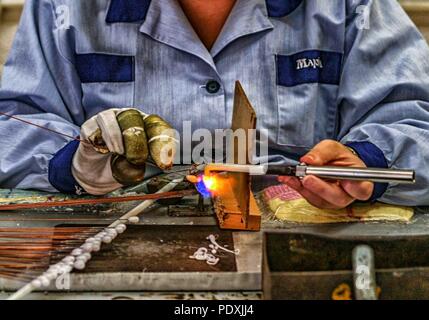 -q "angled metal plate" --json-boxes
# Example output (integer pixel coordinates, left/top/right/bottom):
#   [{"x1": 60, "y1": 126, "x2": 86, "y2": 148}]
[{"x1": 214, "y1": 81, "x2": 260, "y2": 230}]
